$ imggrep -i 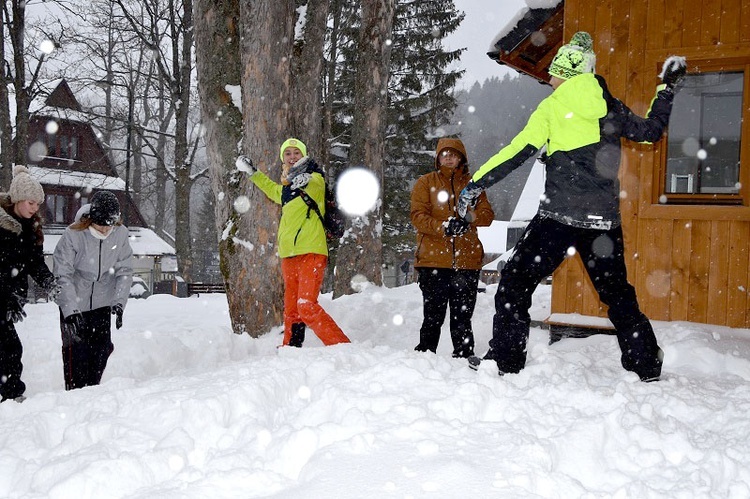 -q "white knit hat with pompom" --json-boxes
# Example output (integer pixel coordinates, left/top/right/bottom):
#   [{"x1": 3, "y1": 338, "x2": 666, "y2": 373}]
[{"x1": 9, "y1": 165, "x2": 45, "y2": 204}]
